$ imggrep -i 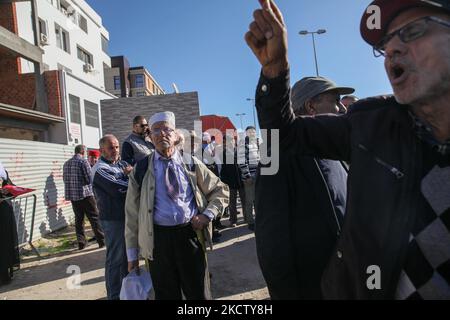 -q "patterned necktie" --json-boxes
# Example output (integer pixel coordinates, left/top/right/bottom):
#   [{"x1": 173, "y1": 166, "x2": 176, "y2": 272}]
[{"x1": 163, "y1": 159, "x2": 180, "y2": 201}]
